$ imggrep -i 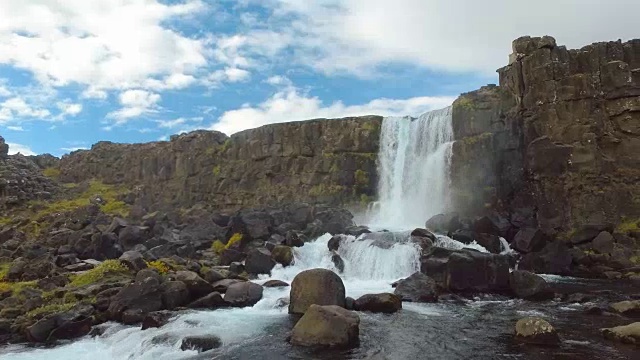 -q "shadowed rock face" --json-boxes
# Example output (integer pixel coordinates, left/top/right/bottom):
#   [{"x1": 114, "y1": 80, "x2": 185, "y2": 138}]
[
  {"x1": 57, "y1": 117, "x2": 382, "y2": 212},
  {"x1": 450, "y1": 37, "x2": 640, "y2": 236}
]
